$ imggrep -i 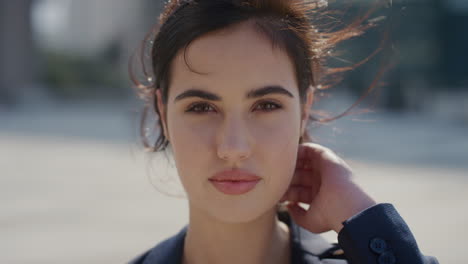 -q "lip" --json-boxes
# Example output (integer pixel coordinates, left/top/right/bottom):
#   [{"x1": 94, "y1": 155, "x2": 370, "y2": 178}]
[{"x1": 209, "y1": 169, "x2": 261, "y2": 195}]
